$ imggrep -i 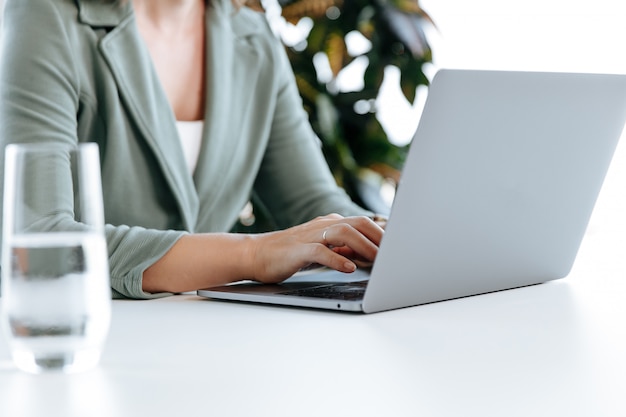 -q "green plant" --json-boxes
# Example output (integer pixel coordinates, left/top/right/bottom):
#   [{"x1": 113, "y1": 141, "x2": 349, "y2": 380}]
[
  {"x1": 274, "y1": 0, "x2": 433, "y2": 213},
  {"x1": 235, "y1": 0, "x2": 432, "y2": 230}
]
